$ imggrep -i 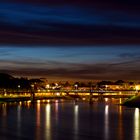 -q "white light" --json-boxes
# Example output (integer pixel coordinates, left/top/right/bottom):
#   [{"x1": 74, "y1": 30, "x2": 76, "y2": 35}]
[
  {"x1": 37, "y1": 100, "x2": 40, "y2": 104},
  {"x1": 136, "y1": 86, "x2": 139, "y2": 91},
  {"x1": 105, "y1": 98, "x2": 108, "y2": 102},
  {"x1": 134, "y1": 108, "x2": 140, "y2": 140},
  {"x1": 46, "y1": 84, "x2": 50, "y2": 88},
  {"x1": 56, "y1": 93, "x2": 60, "y2": 96},
  {"x1": 105, "y1": 105, "x2": 109, "y2": 140},
  {"x1": 74, "y1": 104, "x2": 79, "y2": 140},
  {"x1": 45, "y1": 104, "x2": 51, "y2": 140}
]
